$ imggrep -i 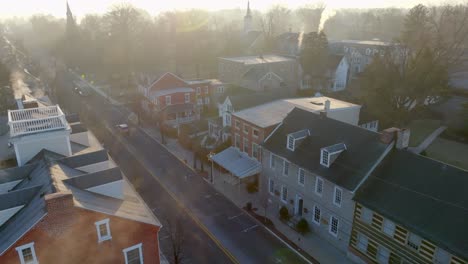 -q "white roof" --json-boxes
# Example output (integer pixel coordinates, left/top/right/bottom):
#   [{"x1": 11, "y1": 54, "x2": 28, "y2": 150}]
[
  {"x1": 153, "y1": 87, "x2": 194, "y2": 97},
  {"x1": 211, "y1": 147, "x2": 261, "y2": 178},
  {"x1": 220, "y1": 55, "x2": 295, "y2": 65},
  {"x1": 233, "y1": 96, "x2": 360, "y2": 128}
]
